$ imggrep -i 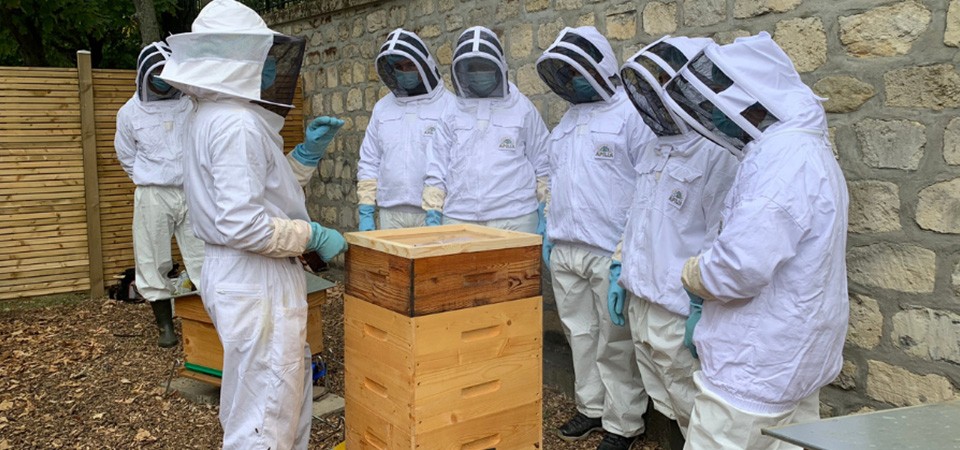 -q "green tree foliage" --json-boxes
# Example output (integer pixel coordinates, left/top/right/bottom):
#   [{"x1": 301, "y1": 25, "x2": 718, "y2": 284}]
[{"x1": 0, "y1": 0, "x2": 182, "y2": 69}]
